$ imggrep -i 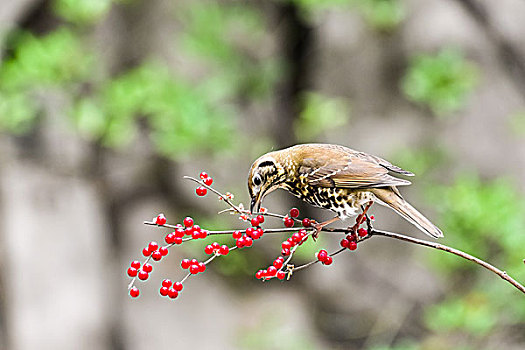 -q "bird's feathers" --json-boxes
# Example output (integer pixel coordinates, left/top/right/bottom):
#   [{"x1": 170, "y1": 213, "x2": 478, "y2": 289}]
[
  {"x1": 370, "y1": 187, "x2": 443, "y2": 238},
  {"x1": 295, "y1": 144, "x2": 412, "y2": 189}
]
